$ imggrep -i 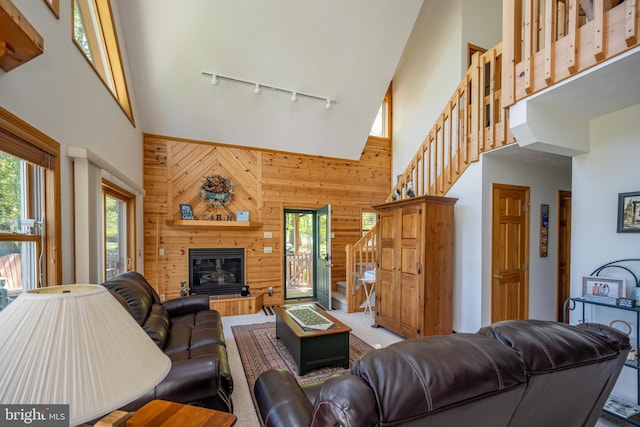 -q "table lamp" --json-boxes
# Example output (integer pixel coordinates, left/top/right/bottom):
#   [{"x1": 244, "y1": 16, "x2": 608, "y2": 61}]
[{"x1": 0, "y1": 284, "x2": 172, "y2": 425}]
